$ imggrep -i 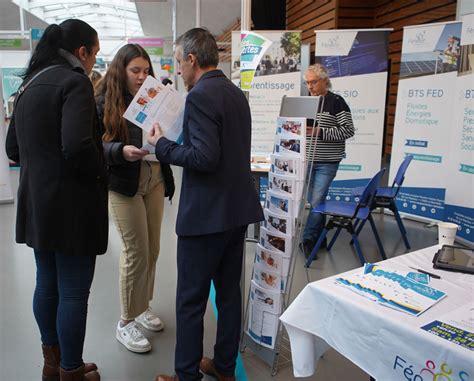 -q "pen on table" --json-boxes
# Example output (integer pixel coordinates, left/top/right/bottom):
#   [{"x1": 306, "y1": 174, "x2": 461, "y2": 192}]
[{"x1": 408, "y1": 266, "x2": 441, "y2": 279}]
